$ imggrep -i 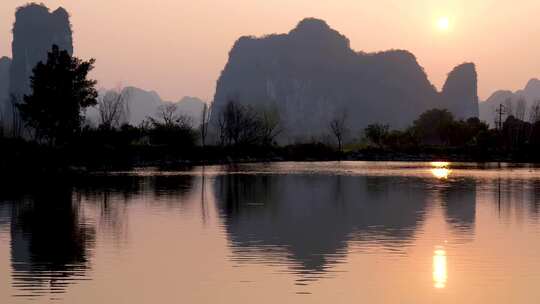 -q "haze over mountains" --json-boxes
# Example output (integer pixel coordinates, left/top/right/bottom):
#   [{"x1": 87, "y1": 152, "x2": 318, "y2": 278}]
[
  {"x1": 0, "y1": 3, "x2": 205, "y2": 129},
  {"x1": 3, "y1": 4, "x2": 539, "y2": 138},
  {"x1": 85, "y1": 87, "x2": 206, "y2": 127},
  {"x1": 480, "y1": 79, "x2": 540, "y2": 126},
  {"x1": 213, "y1": 18, "x2": 479, "y2": 140}
]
